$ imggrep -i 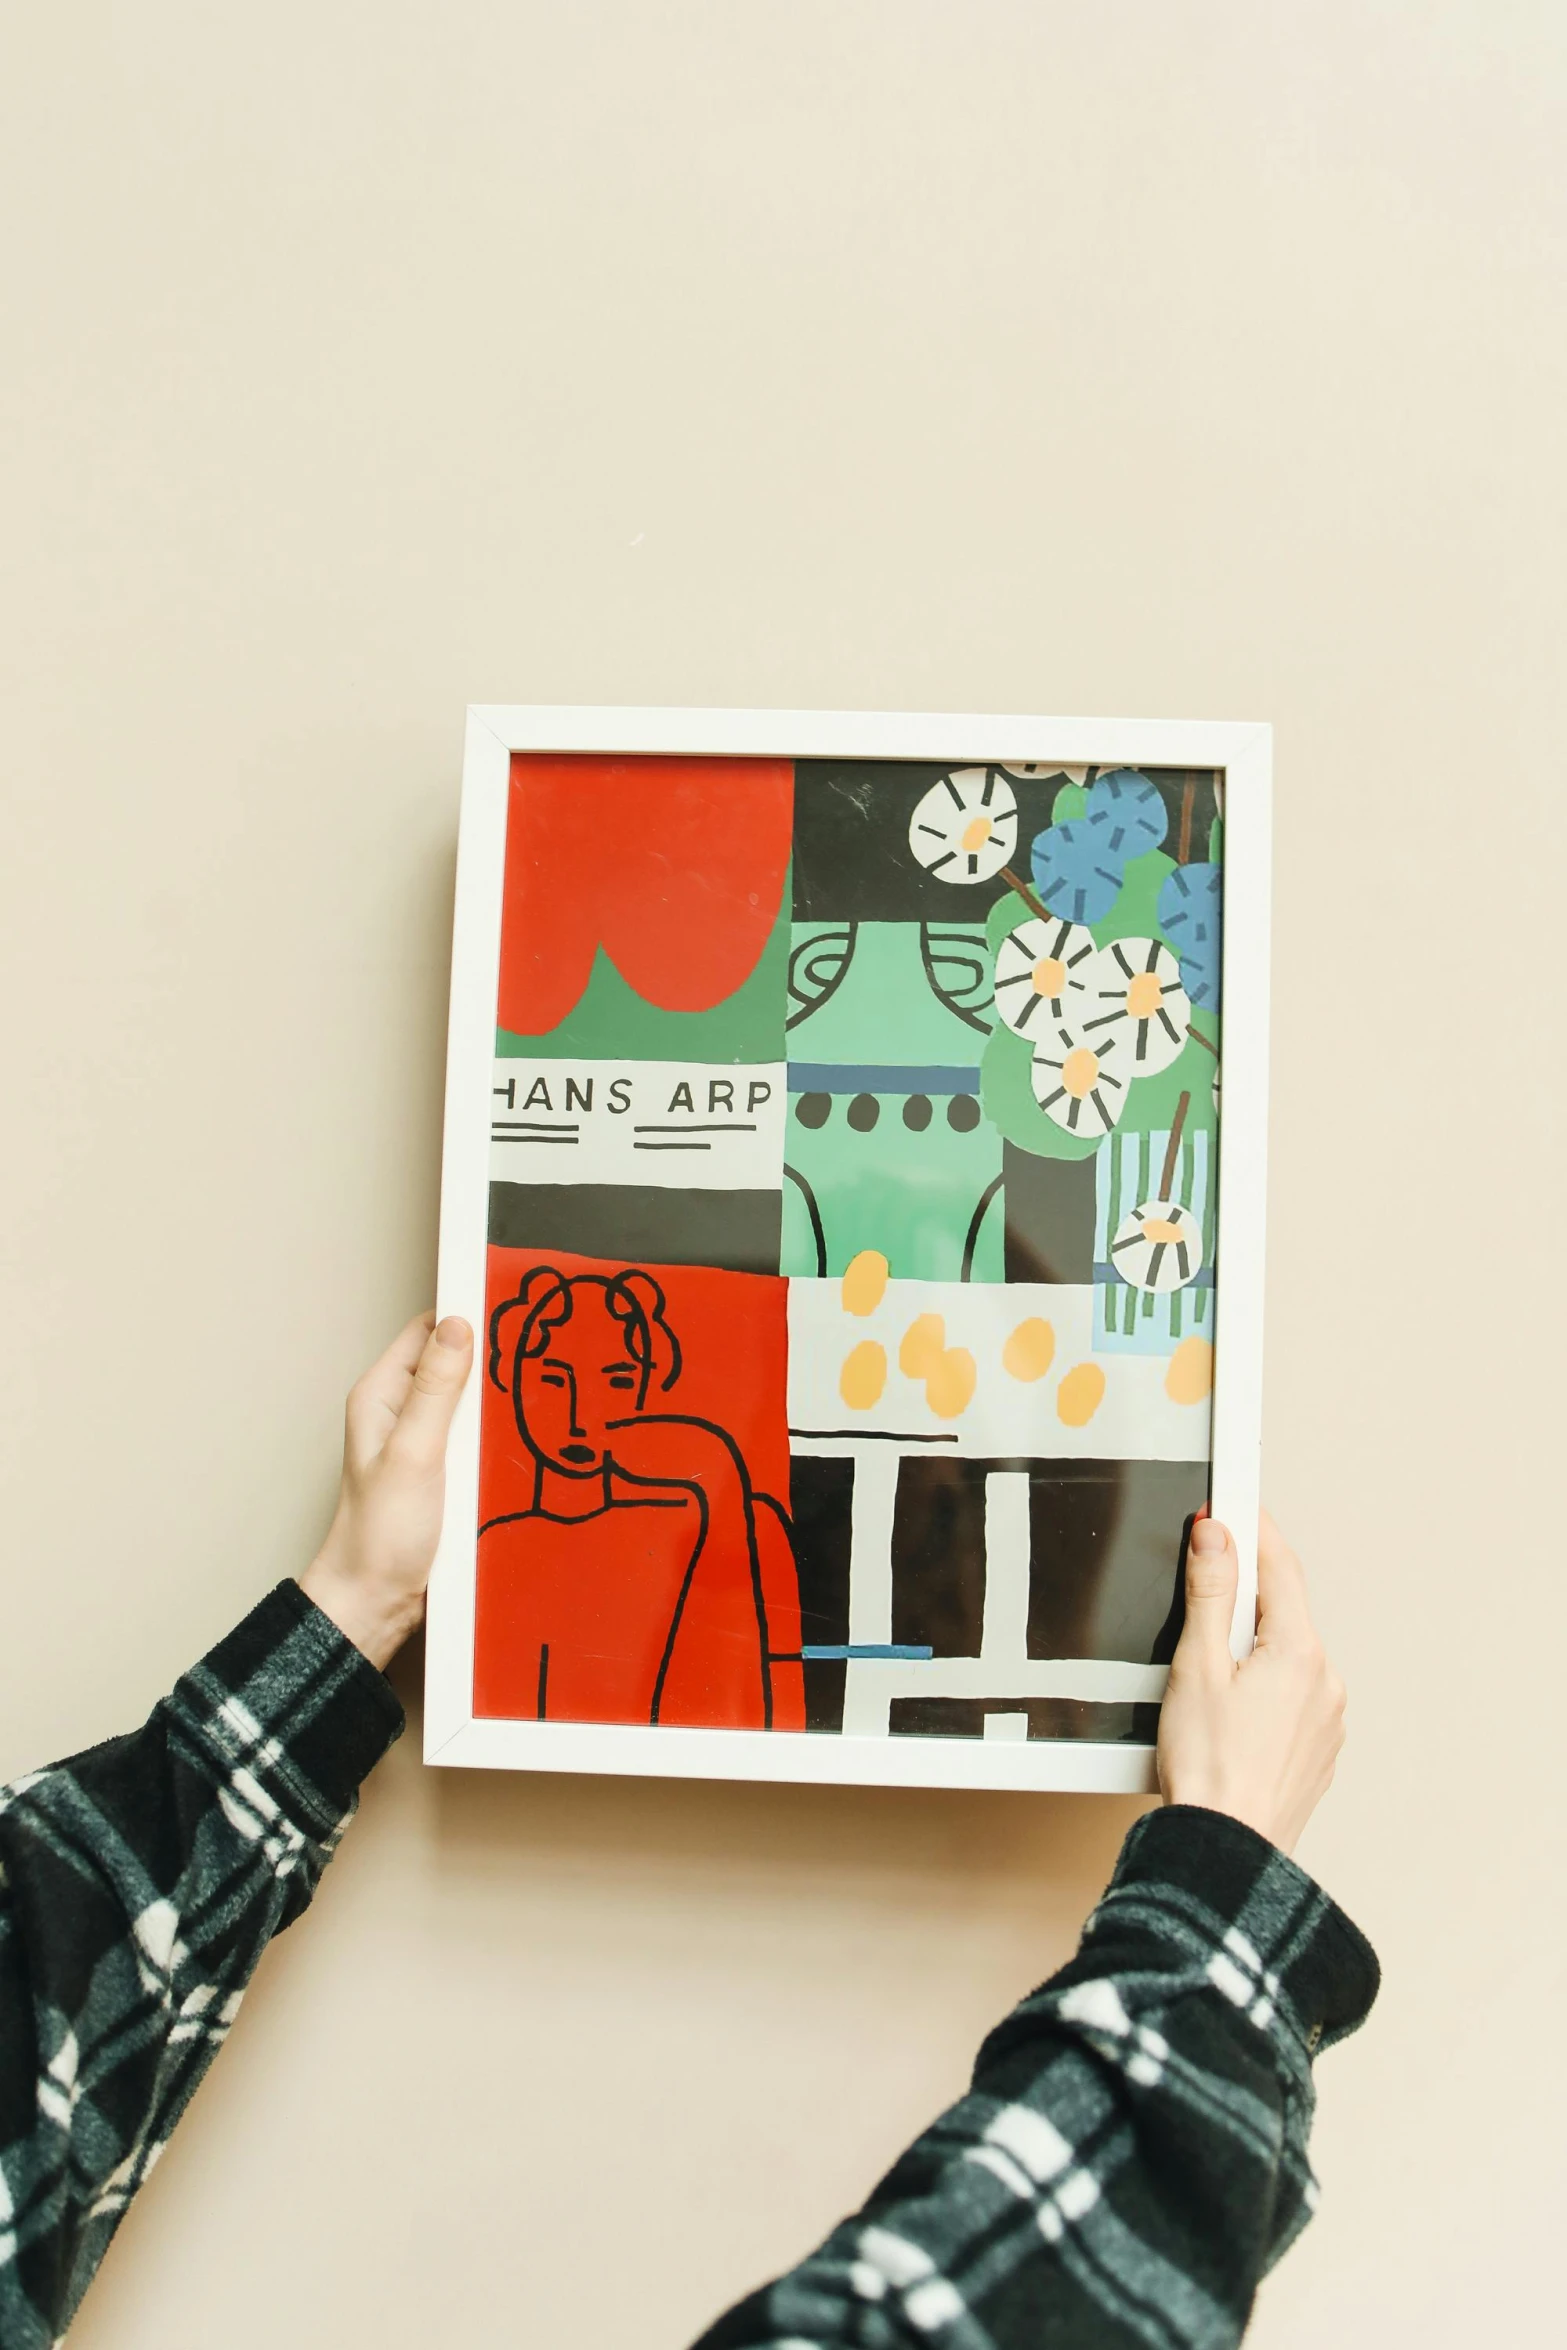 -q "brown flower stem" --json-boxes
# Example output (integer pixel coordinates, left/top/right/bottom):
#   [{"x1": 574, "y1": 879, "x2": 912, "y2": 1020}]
[
  {"x1": 1160, "y1": 1091, "x2": 1191, "y2": 1201},
  {"x1": 999, "y1": 866, "x2": 1051, "y2": 923},
  {"x1": 1178, "y1": 779, "x2": 1195, "y2": 865},
  {"x1": 1186, "y1": 1022, "x2": 1218, "y2": 1057}
]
